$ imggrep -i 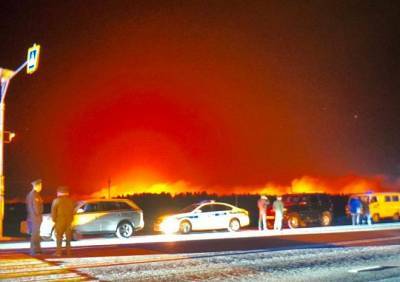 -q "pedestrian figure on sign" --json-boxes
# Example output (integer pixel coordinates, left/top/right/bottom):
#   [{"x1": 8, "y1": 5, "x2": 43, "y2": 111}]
[
  {"x1": 348, "y1": 196, "x2": 362, "y2": 225},
  {"x1": 273, "y1": 196, "x2": 284, "y2": 231},
  {"x1": 26, "y1": 179, "x2": 43, "y2": 255},
  {"x1": 51, "y1": 186, "x2": 75, "y2": 256},
  {"x1": 257, "y1": 195, "x2": 269, "y2": 231}
]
